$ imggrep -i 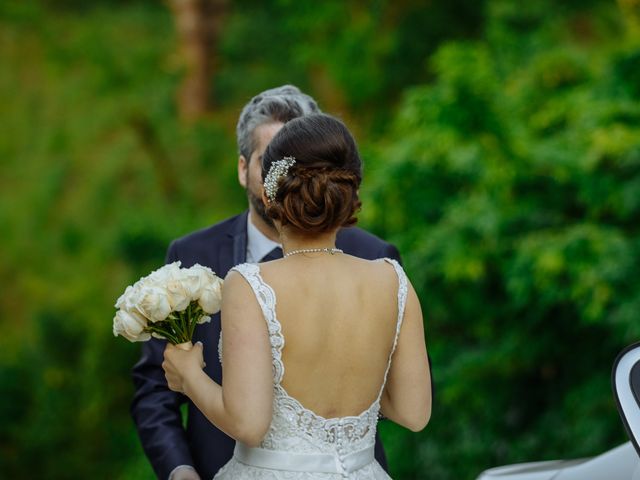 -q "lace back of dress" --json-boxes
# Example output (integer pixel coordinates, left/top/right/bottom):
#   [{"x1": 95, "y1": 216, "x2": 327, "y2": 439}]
[
  {"x1": 231, "y1": 263, "x2": 285, "y2": 384},
  {"x1": 230, "y1": 259, "x2": 408, "y2": 456}
]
